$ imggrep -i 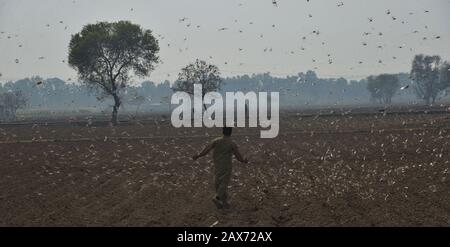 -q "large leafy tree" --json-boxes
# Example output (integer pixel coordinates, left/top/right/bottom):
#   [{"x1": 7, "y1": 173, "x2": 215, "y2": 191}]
[
  {"x1": 68, "y1": 21, "x2": 159, "y2": 125},
  {"x1": 366, "y1": 74, "x2": 400, "y2": 105},
  {"x1": 410, "y1": 54, "x2": 448, "y2": 105},
  {"x1": 172, "y1": 59, "x2": 222, "y2": 109}
]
